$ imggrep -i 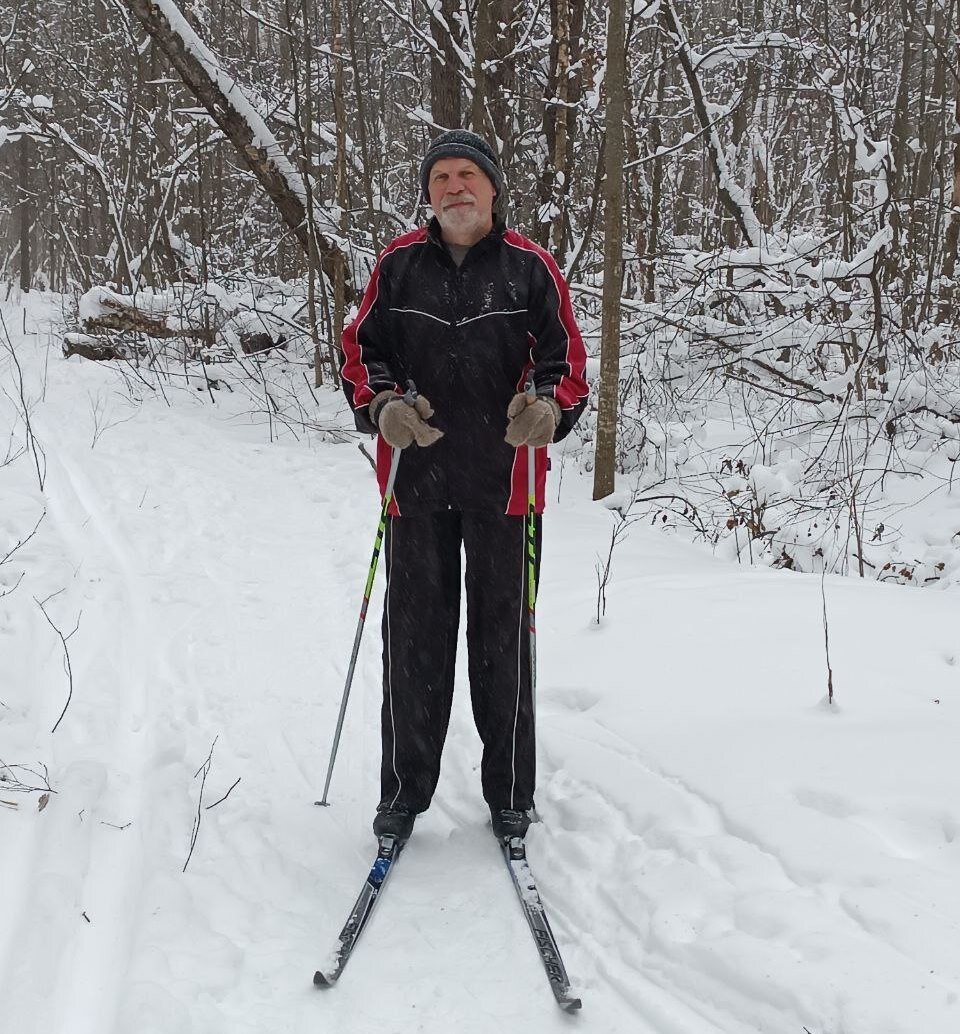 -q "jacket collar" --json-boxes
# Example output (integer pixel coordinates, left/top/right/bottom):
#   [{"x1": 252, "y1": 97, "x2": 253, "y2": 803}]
[{"x1": 426, "y1": 216, "x2": 507, "y2": 255}]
